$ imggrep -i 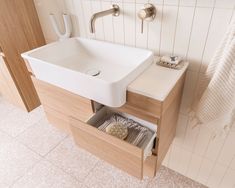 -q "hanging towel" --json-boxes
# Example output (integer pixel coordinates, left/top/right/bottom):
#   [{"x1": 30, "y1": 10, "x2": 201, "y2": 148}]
[{"x1": 191, "y1": 19, "x2": 235, "y2": 137}]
